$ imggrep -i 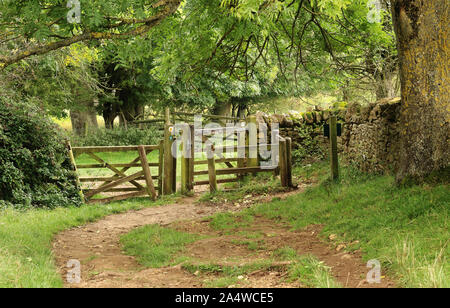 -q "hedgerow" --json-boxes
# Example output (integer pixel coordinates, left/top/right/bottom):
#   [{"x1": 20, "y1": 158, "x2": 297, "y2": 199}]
[
  {"x1": 70, "y1": 126, "x2": 162, "y2": 147},
  {"x1": 0, "y1": 100, "x2": 83, "y2": 209}
]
